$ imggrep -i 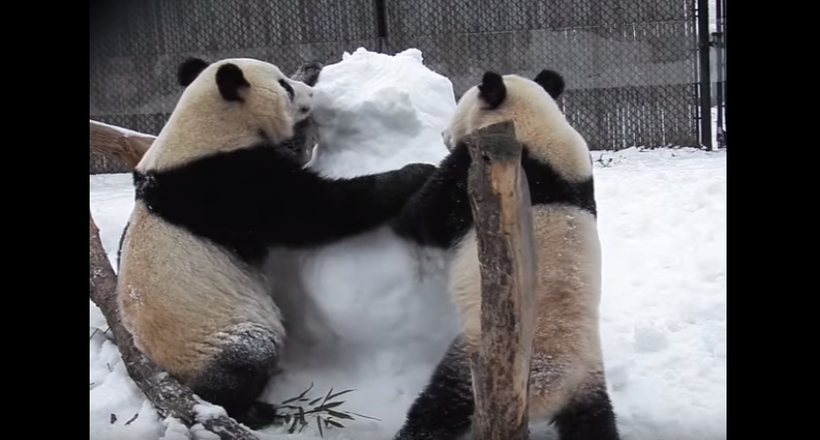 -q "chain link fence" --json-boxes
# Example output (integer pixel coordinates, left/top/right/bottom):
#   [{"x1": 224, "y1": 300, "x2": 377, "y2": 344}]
[{"x1": 90, "y1": 0, "x2": 700, "y2": 173}]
